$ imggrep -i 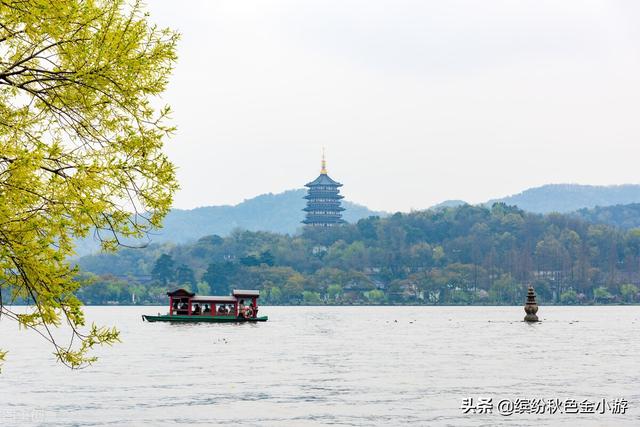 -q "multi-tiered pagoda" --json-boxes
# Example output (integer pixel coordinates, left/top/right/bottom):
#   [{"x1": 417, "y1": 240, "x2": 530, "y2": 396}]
[{"x1": 302, "y1": 153, "x2": 346, "y2": 227}]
